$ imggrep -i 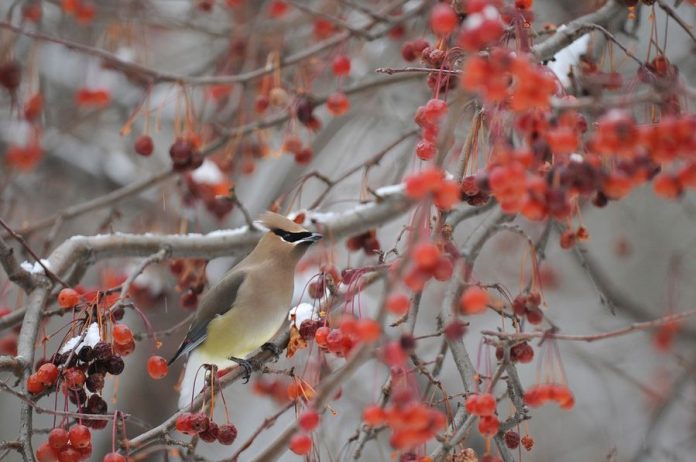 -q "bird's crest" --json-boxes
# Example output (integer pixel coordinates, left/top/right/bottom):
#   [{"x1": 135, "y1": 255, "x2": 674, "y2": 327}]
[{"x1": 257, "y1": 211, "x2": 307, "y2": 233}]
